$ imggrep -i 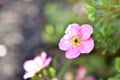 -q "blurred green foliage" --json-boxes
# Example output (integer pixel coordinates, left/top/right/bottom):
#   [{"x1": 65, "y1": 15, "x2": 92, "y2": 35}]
[
  {"x1": 108, "y1": 57, "x2": 120, "y2": 80},
  {"x1": 85, "y1": 0, "x2": 120, "y2": 53},
  {"x1": 85, "y1": 0, "x2": 120, "y2": 79},
  {"x1": 42, "y1": 24, "x2": 65, "y2": 43},
  {"x1": 108, "y1": 75, "x2": 120, "y2": 80},
  {"x1": 42, "y1": 3, "x2": 82, "y2": 43},
  {"x1": 115, "y1": 57, "x2": 120, "y2": 72},
  {"x1": 41, "y1": 0, "x2": 120, "y2": 79},
  {"x1": 85, "y1": 1, "x2": 120, "y2": 79}
]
